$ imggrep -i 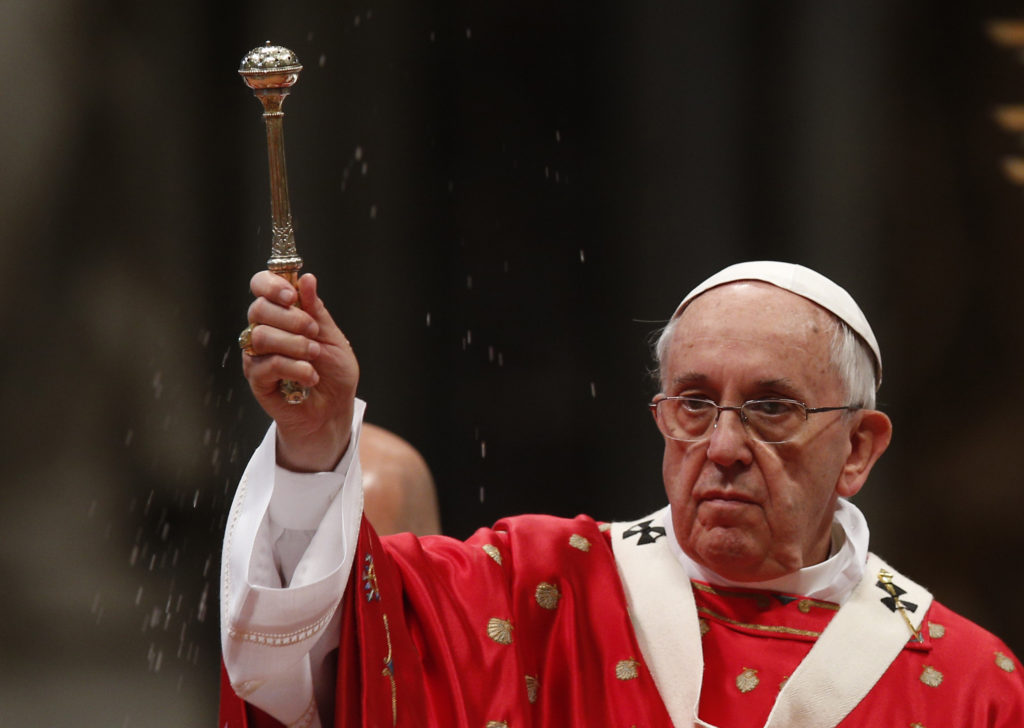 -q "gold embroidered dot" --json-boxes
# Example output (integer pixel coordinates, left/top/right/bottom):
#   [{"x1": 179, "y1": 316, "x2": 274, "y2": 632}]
[
  {"x1": 736, "y1": 667, "x2": 759, "y2": 693},
  {"x1": 482, "y1": 544, "x2": 503, "y2": 565},
  {"x1": 486, "y1": 722, "x2": 509, "y2": 728},
  {"x1": 927, "y1": 622, "x2": 945, "y2": 639},
  {"x1": 525, "y1": 674, "x2": 539, "y2": 704},
  {"x1": 996, "y1": 652, "x2": 1016, "y2": 673},
  {"x1": 487, "y1": 617, "x2": 514, "y2": 645},
  {"x1": 919, "y1": 665, "x2": 943, "y2": 688},
  {"x1": 910, "y1": 723, "x2": 925, "y2": 728},
  {"x1": 615, "y1": 658, "x2": 640, "y2": 680},
  {"x1": 779, "y1": 675, "x2": 789, "y2": 691},
  {"x1": 699, "y1": 618, "x2": 710, "y2": 636},
  {"x1": 569, "y1": 534, "x2": 591, "y2": 552},
  {"x1": 797, "y1": 599, "x2": 811, "y2": 613},
  {"x1": 598, "y1": 522, "x2": 612, "y2": 532},
  {"x1": 535, "y1": 582, "x2": 561, "y2": 610}
]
